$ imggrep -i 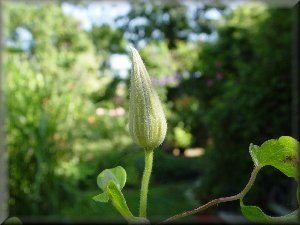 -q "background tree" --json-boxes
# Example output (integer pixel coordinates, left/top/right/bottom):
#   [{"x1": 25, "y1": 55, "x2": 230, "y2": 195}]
[
  {"x1": 3, "y1": 0, "x2": 296, "y2": 220},
  {"x1": 4, "y1": 2, "x2": 103, "y2": 215},
  {"x1": 116, "y1": 0, "x2": 225, "y2": 49},
  {"x1": 184, "y1": 4, "x2": 294, "y2": 210}
]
